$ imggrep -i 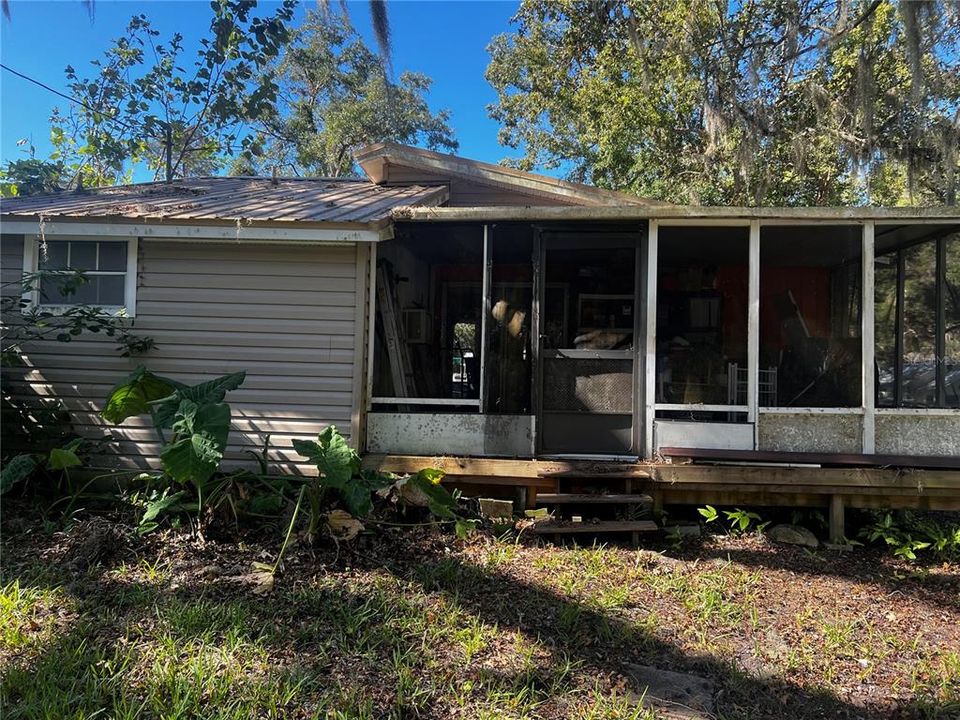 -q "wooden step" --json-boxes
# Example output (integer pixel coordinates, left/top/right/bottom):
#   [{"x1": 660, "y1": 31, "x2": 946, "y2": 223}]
[
  {"x1": 536, "y1": 493, "x2": 653, "y2": 505},
  {"x1": 532, "y1": 520, "x2": 659, "y2": 535}
]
